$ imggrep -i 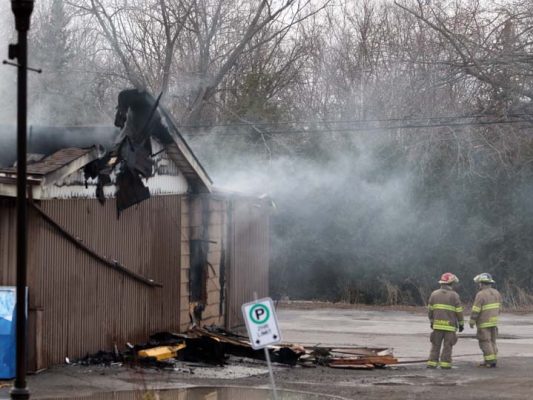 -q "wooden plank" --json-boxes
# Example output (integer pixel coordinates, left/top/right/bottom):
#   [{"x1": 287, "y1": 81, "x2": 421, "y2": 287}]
[
  {"x1": 329, "y1": 364, "x2": 375, "y2": 370},
  {"x1": 180, "y1": 283, "x2": 189, "y2": 298},
  {"x1": 180, "y1": 269, "x2": 189, "y2": 283},
  {"x1": 189, "y1": 226, "x2": 202, "y2": 240},
  {"x1": 207, "y1": 291, "x2": 219, "y2": 301},
  {"x1": 180, "y1": 255, "x2": 190, "y2": 269},
  {"x1": 329, "y1": 356, "x2": 398, "y2": 366},
  {"x1": 206, "y1": 279, "x2": 220, "y2": 293},
  {"x1": 180, "y1": 309, "x2": 190, "y2": 325},
  {"x1": 203, "y1": 303, "x2": 221, "y2": 319},
  {"x1": 207, "y1": 226, "x2": 223, "y2": 241},
  {"x1": 208, "y1": 212, "x2": 223, "y2": 225},
  {"x1": 180, "y1": 242, "x2": 190, "y2": 256},
  {"x1": 204, "y1": 234, "x2": 222, "y2": 252},
  {"x1": 180, "y1": 197, "x2": 190, "y2": 213},
  {"x1": 201, "y1": 316, "x2": 221, "y2": 327},
  {"x1": 207, "y1": 251, "x2": 222, "y2": 265},
  {"x1": 180, "y1": 228, "x2": 190, "y2": 241},
  {"x1": 180, "y1": 298, "x2": 189, "y2": 309}
]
